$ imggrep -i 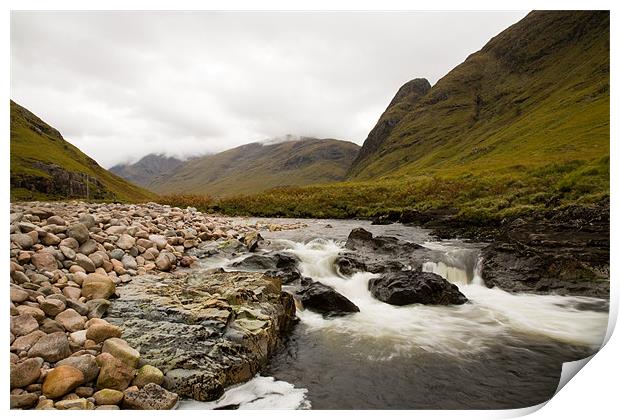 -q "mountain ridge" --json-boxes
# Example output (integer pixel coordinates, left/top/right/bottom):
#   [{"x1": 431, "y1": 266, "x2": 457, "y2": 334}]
[
  {"x1": 149, "y1": 137, "x2": 360, "y2": 197},
  {"x1": 109, "y1": 154, "x2": 184, "y2": 188},
  {"x1": 348, "y1": 10, "x2": 609, "y2": 180},
  {"x1": 10, "y1": 100, "x2": 155, "y2": 202}
]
